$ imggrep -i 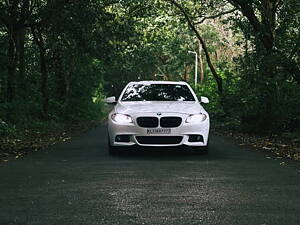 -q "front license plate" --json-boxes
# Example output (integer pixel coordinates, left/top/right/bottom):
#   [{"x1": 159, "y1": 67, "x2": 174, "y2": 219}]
[{"x1": 147, "y1": 128, "x2": 171, "y2": 134}]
